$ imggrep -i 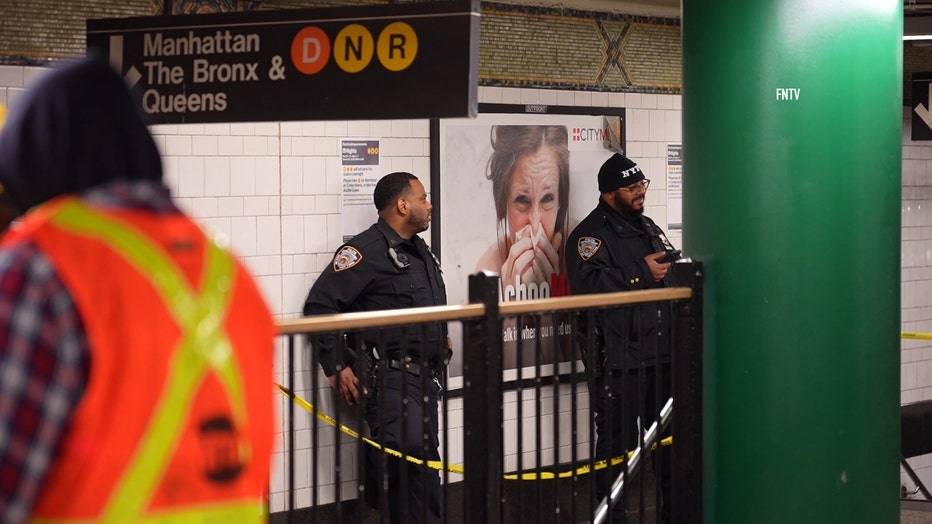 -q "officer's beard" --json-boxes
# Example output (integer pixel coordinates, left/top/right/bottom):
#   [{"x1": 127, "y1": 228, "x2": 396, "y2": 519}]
[
  {"x1": 409, "y1": 212, "x2": 431, "y2": 233},
  {"x1": 618, "y1": 195, "x2": 645, "y2": 218}
]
